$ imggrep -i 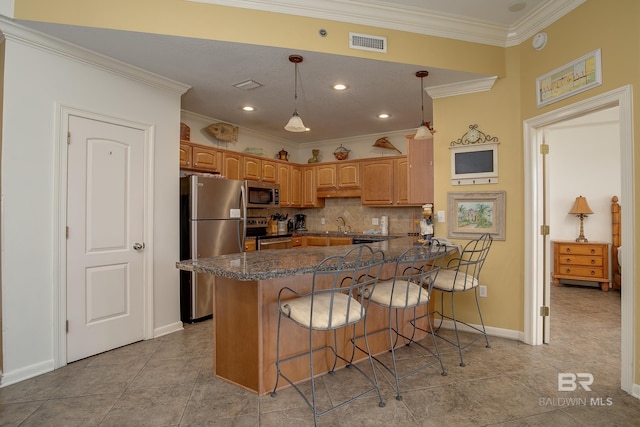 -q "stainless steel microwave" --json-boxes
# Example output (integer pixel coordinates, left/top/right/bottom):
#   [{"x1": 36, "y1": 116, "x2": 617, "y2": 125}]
[{"x1": 244, "y1": 180, "x2": 280, "y2": 208}]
